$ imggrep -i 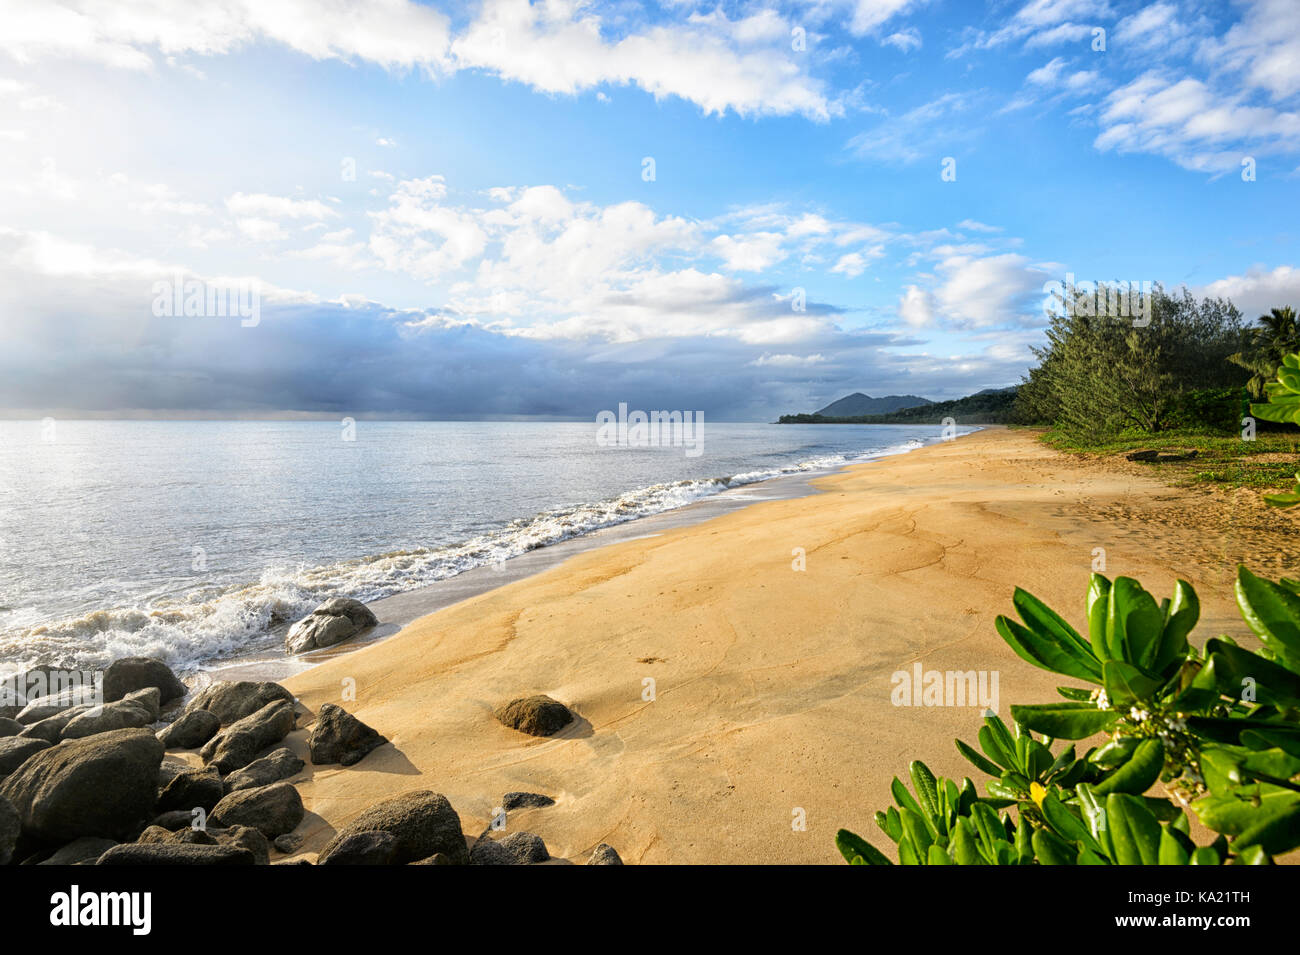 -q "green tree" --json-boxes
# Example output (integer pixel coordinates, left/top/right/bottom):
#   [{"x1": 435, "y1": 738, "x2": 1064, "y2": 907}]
[
  {"x1": 1014, "y1": 284, "x2": 1247, "y2": 438},
  {"x1": 1231, "y1": 306, "x2": 1300, "y2": 399}
]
